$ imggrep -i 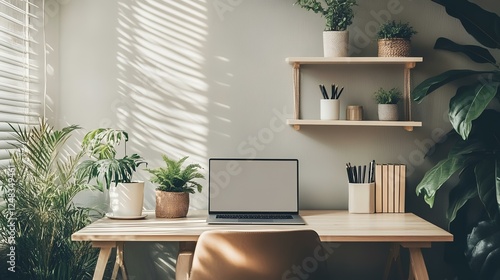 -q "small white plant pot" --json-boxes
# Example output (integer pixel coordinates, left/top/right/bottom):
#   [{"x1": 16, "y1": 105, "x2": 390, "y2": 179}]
[
  {"x1": 323, "y1": 31, "x2": 349, "y2": 57},
  {"x1": 378, "y1": 104, "x2": 399, "y2": 121},
  {"x1": 320, "y1": 99, "x2": 340, "y2": 120},
  {"x1": 110, "y1": 182, "x2": 144, "y2": 217}
]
